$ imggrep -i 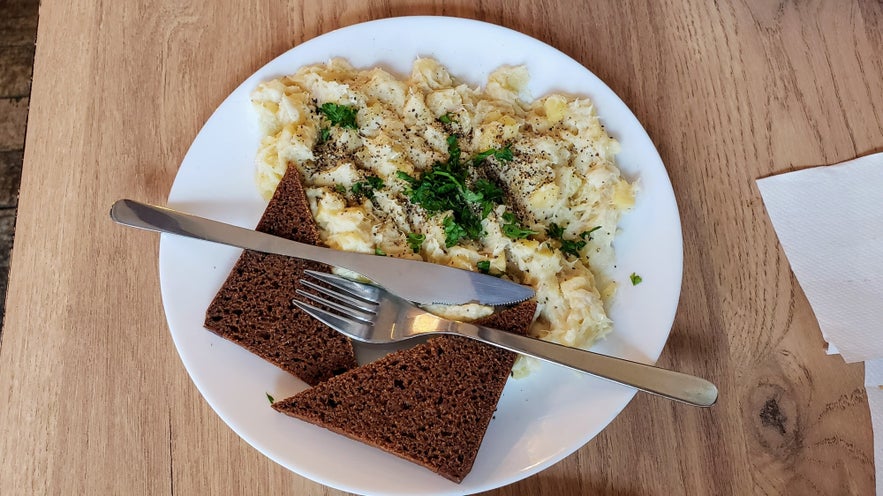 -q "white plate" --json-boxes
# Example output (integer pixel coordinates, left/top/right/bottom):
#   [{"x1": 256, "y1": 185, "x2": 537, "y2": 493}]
[{"x1": 160, "y1": 16, "x2": 682, "y2": 496}]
